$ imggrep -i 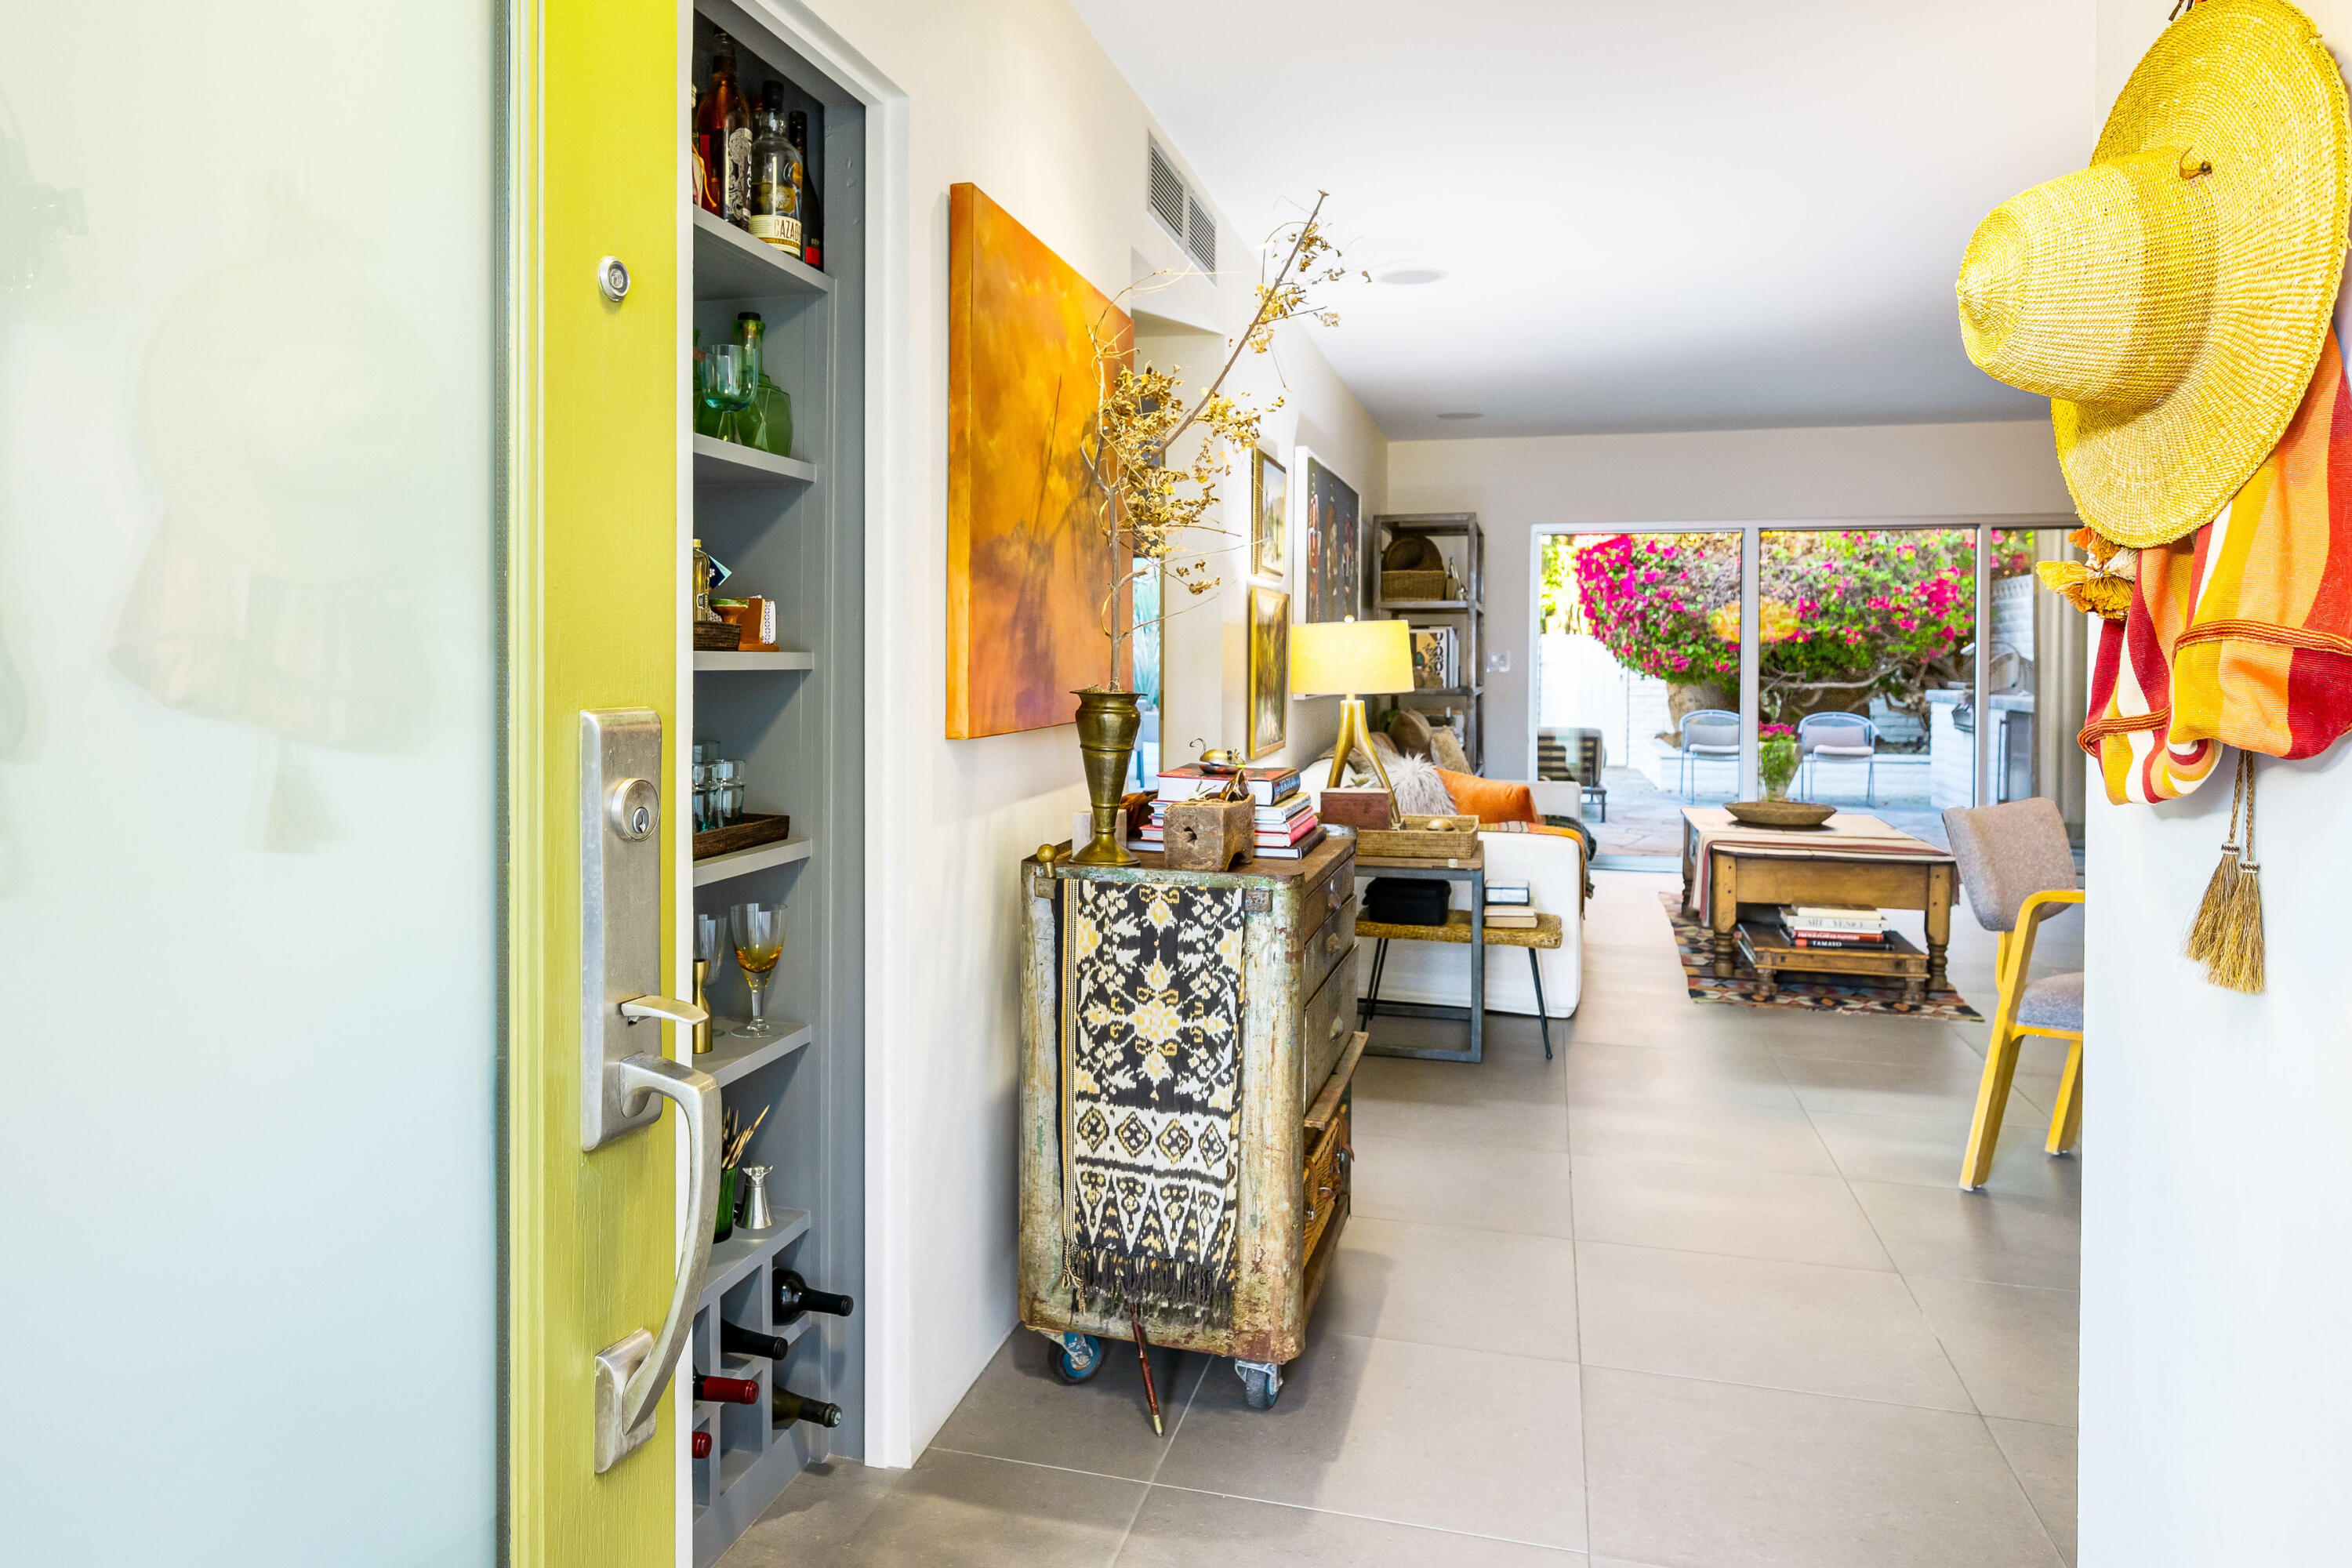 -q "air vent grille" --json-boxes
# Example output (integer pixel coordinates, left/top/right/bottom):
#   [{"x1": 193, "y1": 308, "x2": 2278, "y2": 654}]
[
  {"x1": 1146, "y1": 137, "x2": 1218, "y2": 274},
  {"x1": 1186, "y1": 197, "x2": 1216, "y2": 270},
  {"x1": 1147, "y1": 141, "x2": 1186, "y2": 242}
]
